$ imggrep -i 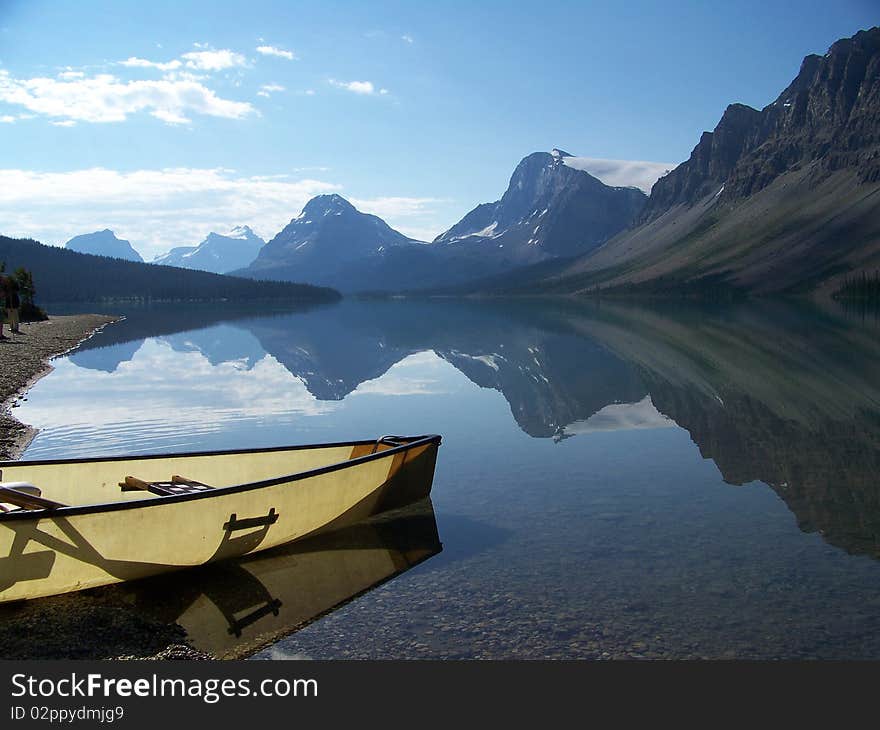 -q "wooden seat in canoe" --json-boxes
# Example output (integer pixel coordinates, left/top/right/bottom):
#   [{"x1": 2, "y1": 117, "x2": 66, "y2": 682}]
[
  {"x1": 119, "y1": 475, "x2": 214, "y2": 497},
  {"x1": 0, "y1": 482, "x2": 66, "y2": 511}
]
